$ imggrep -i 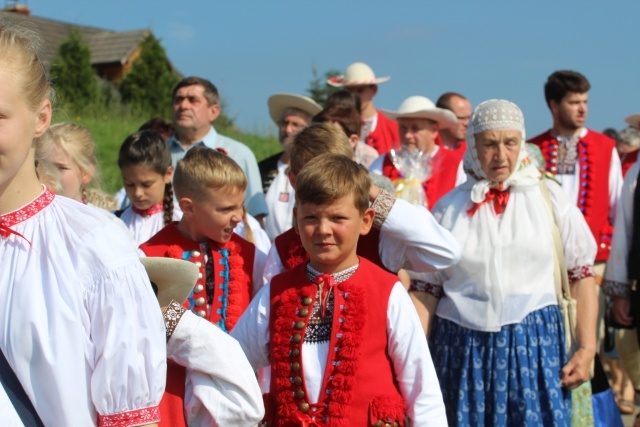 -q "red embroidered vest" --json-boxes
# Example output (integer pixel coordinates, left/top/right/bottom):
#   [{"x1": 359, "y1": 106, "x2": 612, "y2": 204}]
[
  {"x1": 274, "y1": 227, "x2": 388, "y2": 273},
  {"x1": 365, "y1": 111, "x2": 399, "y2": 155},
  {"x1": 528, "y1": 129, "x2": 616, "y2": 262},
  {"x1": 267, "y1": 258, "x2": 405, "y2": 427},
  {"x1": 382, "y1": 147, "x2": 460, "y2": 210},
  {"x1": 140, "y1": 223, "x2": 256, "y2": 426}
]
